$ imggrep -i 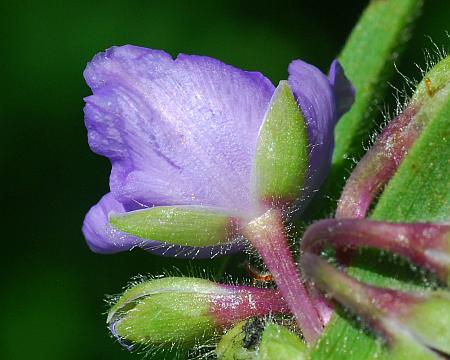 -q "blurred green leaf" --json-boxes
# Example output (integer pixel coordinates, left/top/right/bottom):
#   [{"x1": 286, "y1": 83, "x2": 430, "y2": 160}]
[
  {"x1": 311, "y1": 0, "x2": 423, "y2": 217},
  {"x1": 334, "y1": 0, "x2": 422, "y2": 165}
]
